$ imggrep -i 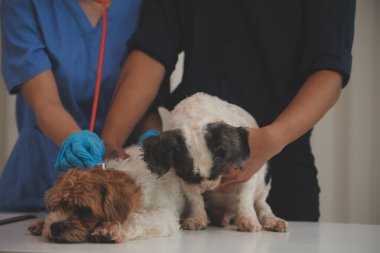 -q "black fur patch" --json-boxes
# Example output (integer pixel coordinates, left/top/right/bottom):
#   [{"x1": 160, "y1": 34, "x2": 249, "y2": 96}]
[
  {"x1": 142, "y1": 130, "x2": 179, "y2": 176},
  {"x1": 265, "y1": 162, "x2": 272, "y2": 185},
  {"x1": 142, "y1": 129, "x2": 202, "y2": 184},
  {"x1": 204, "y1": 121, "x2": 250, "y2": 179}
]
